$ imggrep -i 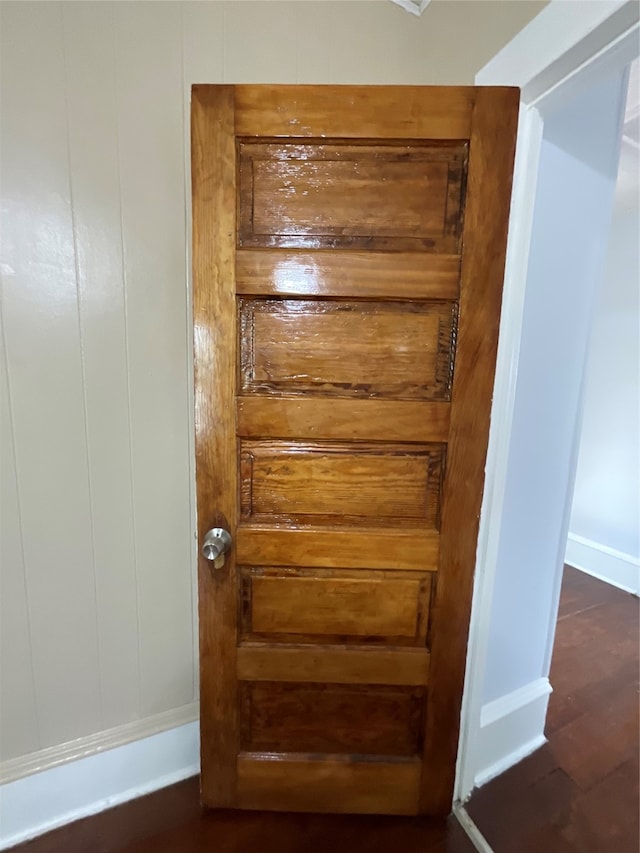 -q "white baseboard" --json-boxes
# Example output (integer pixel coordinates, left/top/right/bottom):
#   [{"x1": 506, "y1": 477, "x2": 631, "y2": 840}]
[
  {"x1": 0, "y1": 715, "x2": 200, "y2": 850},
  {"x1": 473, "y1": 678, "x2": 552, "y2": 789},
  {"x1": 565, "y1": 533, "x2": 640, "y2": 595},
  {"x1": 0, "y1": 703, "x2": 199, "y2": 785}
]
